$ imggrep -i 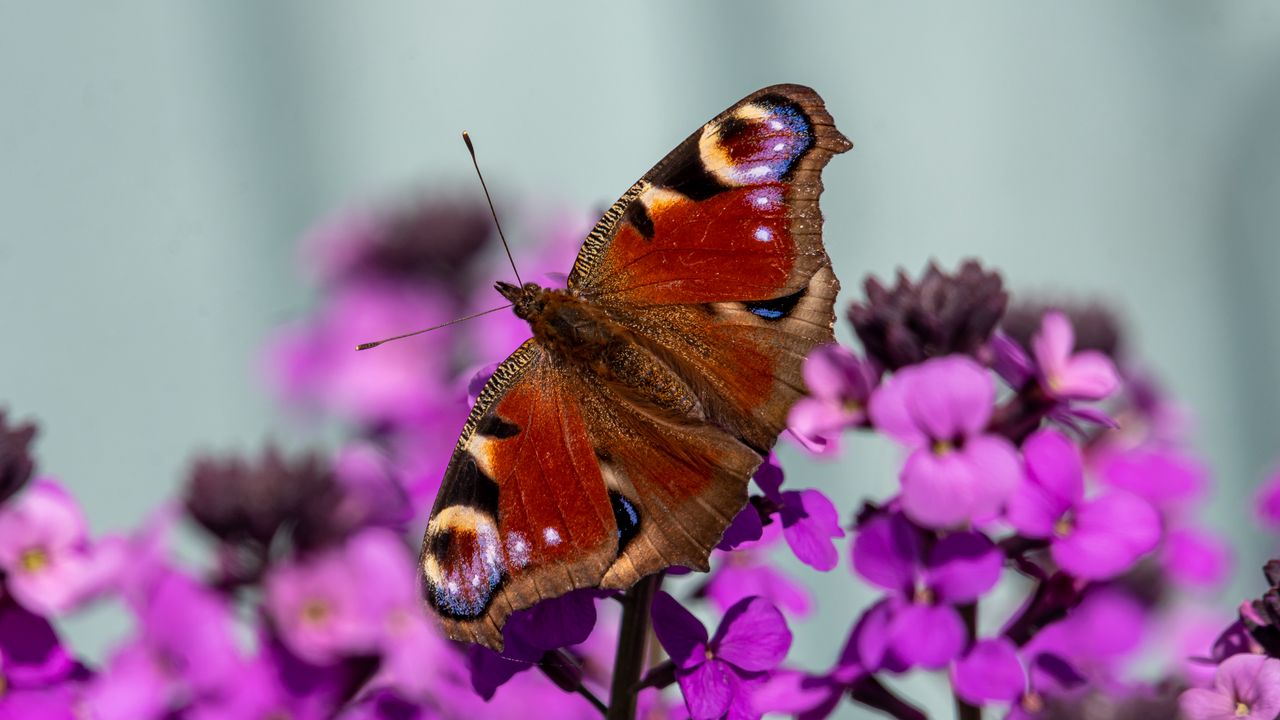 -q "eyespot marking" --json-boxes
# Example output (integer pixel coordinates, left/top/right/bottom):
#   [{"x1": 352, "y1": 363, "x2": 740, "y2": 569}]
[
  {"x1": 743, "y1": 286, "x2": 806, "y2": 321},
  {"x1": 699, "y1": 97, "x2": 813, "y2": 187},
  {"x1": 609, "y1": 490, "x2": 641, "y2": 553},
  {"x1": 422, "y1": 506, "x2": 503, "y2": 619}
]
